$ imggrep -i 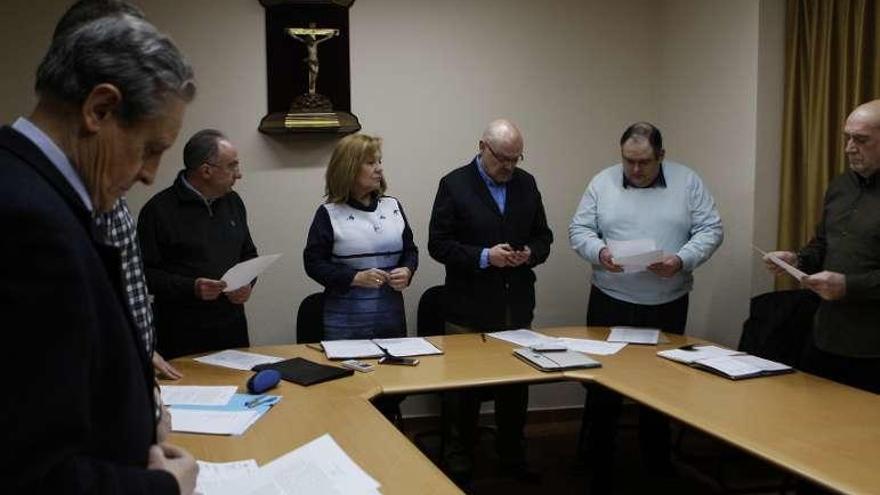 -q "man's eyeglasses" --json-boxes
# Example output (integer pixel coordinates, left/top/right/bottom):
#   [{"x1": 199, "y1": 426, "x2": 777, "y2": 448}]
[
  {"x1": 484, "y1": 142, "x2": 524, "y2": 166},
  {"x1": 205, "y1": 160, "x2": 240, "y2": 173}
]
